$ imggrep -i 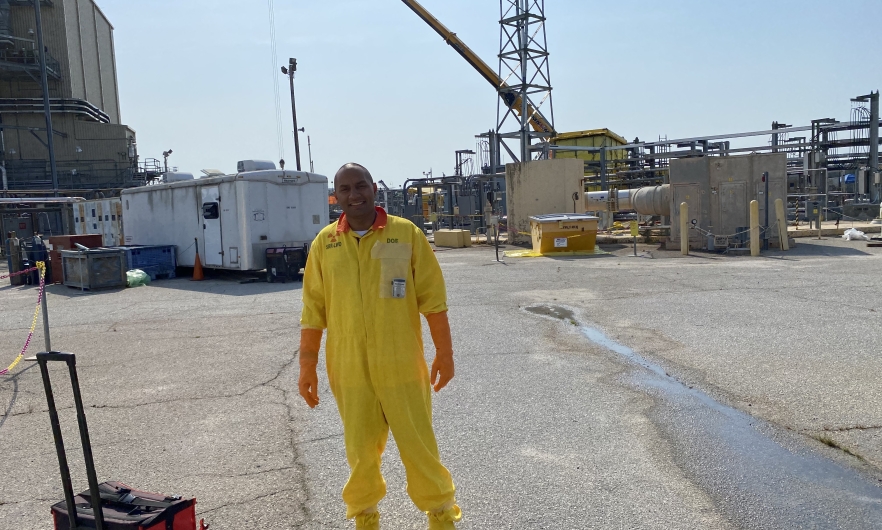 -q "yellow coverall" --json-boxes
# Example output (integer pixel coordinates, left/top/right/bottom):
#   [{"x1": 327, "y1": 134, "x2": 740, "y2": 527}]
[{"x1": 300, "y1": 207, "x2": 457, "y2": 518}]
